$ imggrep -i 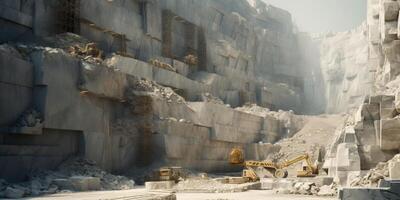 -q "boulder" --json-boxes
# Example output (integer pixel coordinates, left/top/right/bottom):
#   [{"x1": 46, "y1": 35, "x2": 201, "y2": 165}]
[
  {"x1": 389, "y1": 159, "x2": 400, "y2": 179},
  {"x1": 4, "y1": 187, "x2": 24, "y2": 199},
  {"x1": 318, "y1": 185, "x2": 336, "y2": 196}
]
